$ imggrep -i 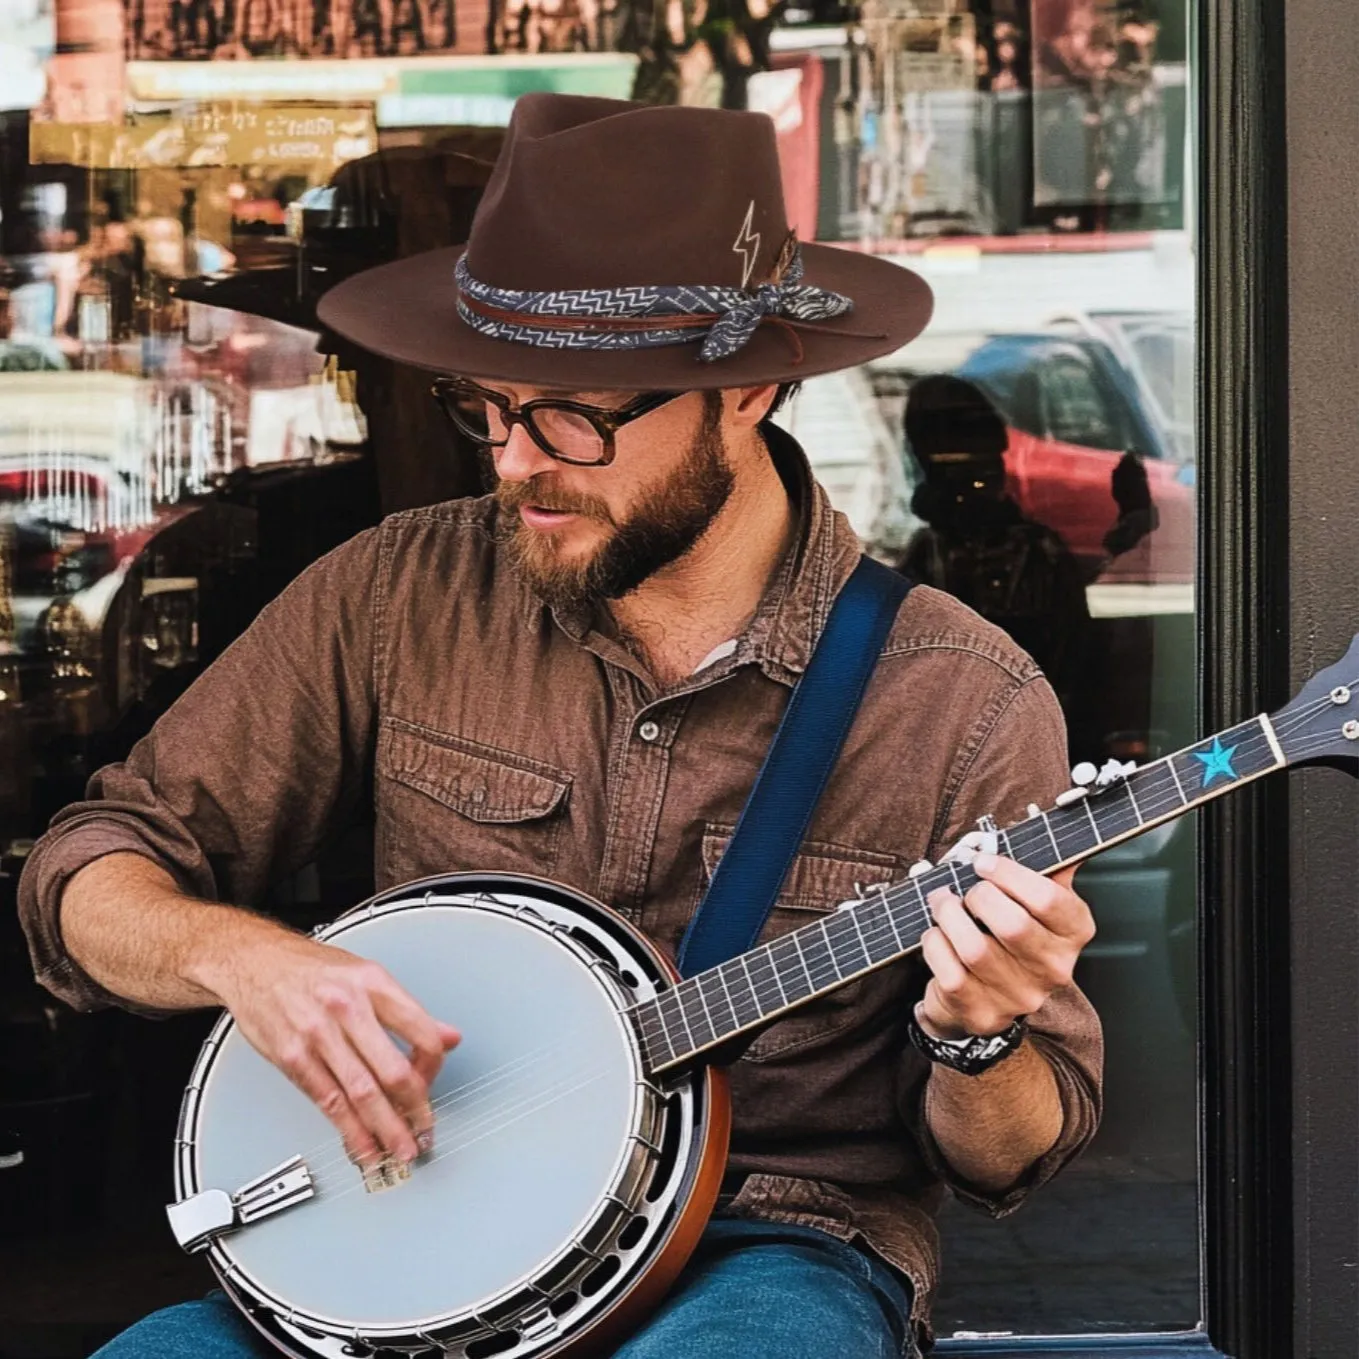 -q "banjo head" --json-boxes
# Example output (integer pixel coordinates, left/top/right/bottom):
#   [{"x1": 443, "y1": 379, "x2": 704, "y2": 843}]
[{"x1": 174, "y1": 876, "x2": 716, "y2": 1357}]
